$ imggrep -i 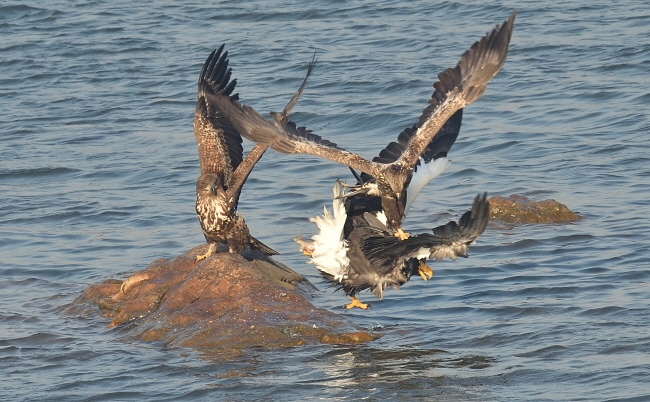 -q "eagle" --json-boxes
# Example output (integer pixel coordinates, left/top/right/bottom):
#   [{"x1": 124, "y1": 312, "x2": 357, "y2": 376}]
[
  {"x1": 296, "y1": 183, "x2": 490, "y2": 309},
  {"x1": 341, "y1": 107, "x2": 462, "y2": 236},
  {"x1": 193, "y1": 46, "x2": 316, "y2": 261},
  {"x1": 202, "y1": 12, "x2": 515, "y2": 241}
]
